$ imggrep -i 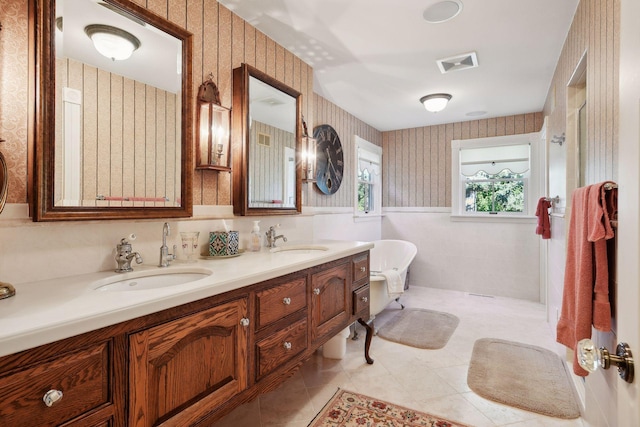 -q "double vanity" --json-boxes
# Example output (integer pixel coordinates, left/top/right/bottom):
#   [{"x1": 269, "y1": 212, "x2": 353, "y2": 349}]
[
  {"x1": 6, "y1": 1, "x2": 375, "y2": 425},
  {"x1": 0, "y1": 240, "x2": 373, "y2": 426}
]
